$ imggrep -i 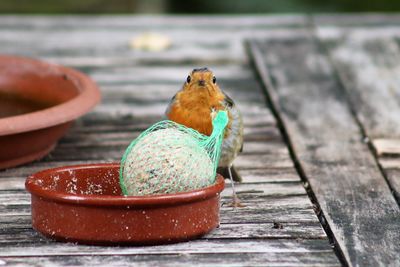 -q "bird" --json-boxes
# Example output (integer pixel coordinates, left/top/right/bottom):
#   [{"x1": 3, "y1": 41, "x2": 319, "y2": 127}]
[{"x1": 165, "y1": 67, "x2": 244, "y2": 207}]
